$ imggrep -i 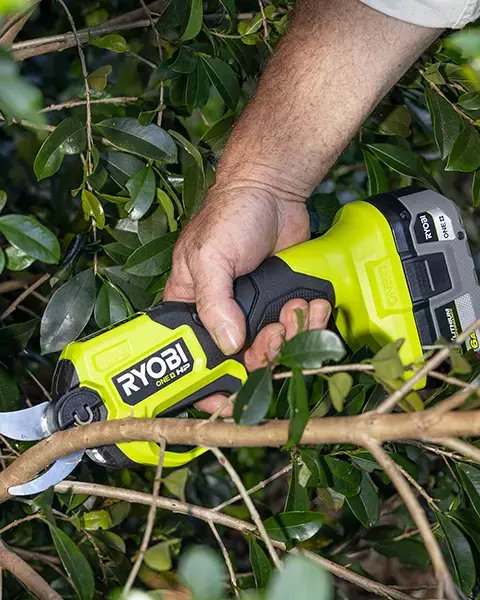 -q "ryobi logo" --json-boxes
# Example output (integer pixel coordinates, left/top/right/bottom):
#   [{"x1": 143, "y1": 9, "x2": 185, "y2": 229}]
[{"x1": 113, "y1": 339, "x2": 193, "y2": 405}]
